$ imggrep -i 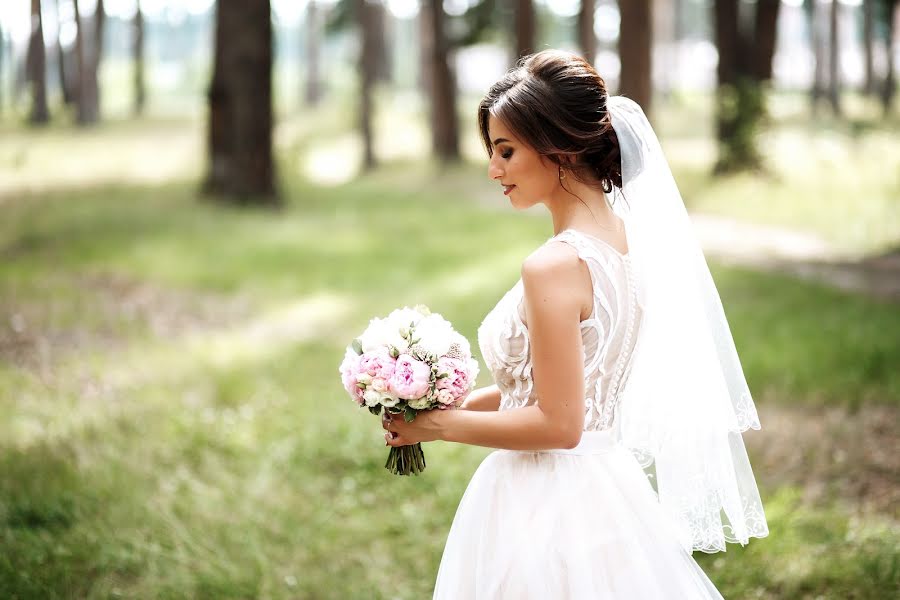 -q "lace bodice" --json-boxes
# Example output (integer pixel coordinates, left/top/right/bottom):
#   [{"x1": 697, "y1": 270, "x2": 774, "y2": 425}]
[{"x1": 476, "y1": 229, "x2": 643, "y2": 431}]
